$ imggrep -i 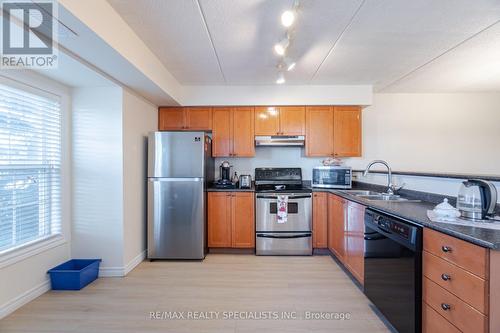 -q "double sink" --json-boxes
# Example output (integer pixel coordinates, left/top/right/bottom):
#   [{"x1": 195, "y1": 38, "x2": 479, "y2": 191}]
[{"x1": 339, "y1": 190, "x2": 420, "y2": 203}]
